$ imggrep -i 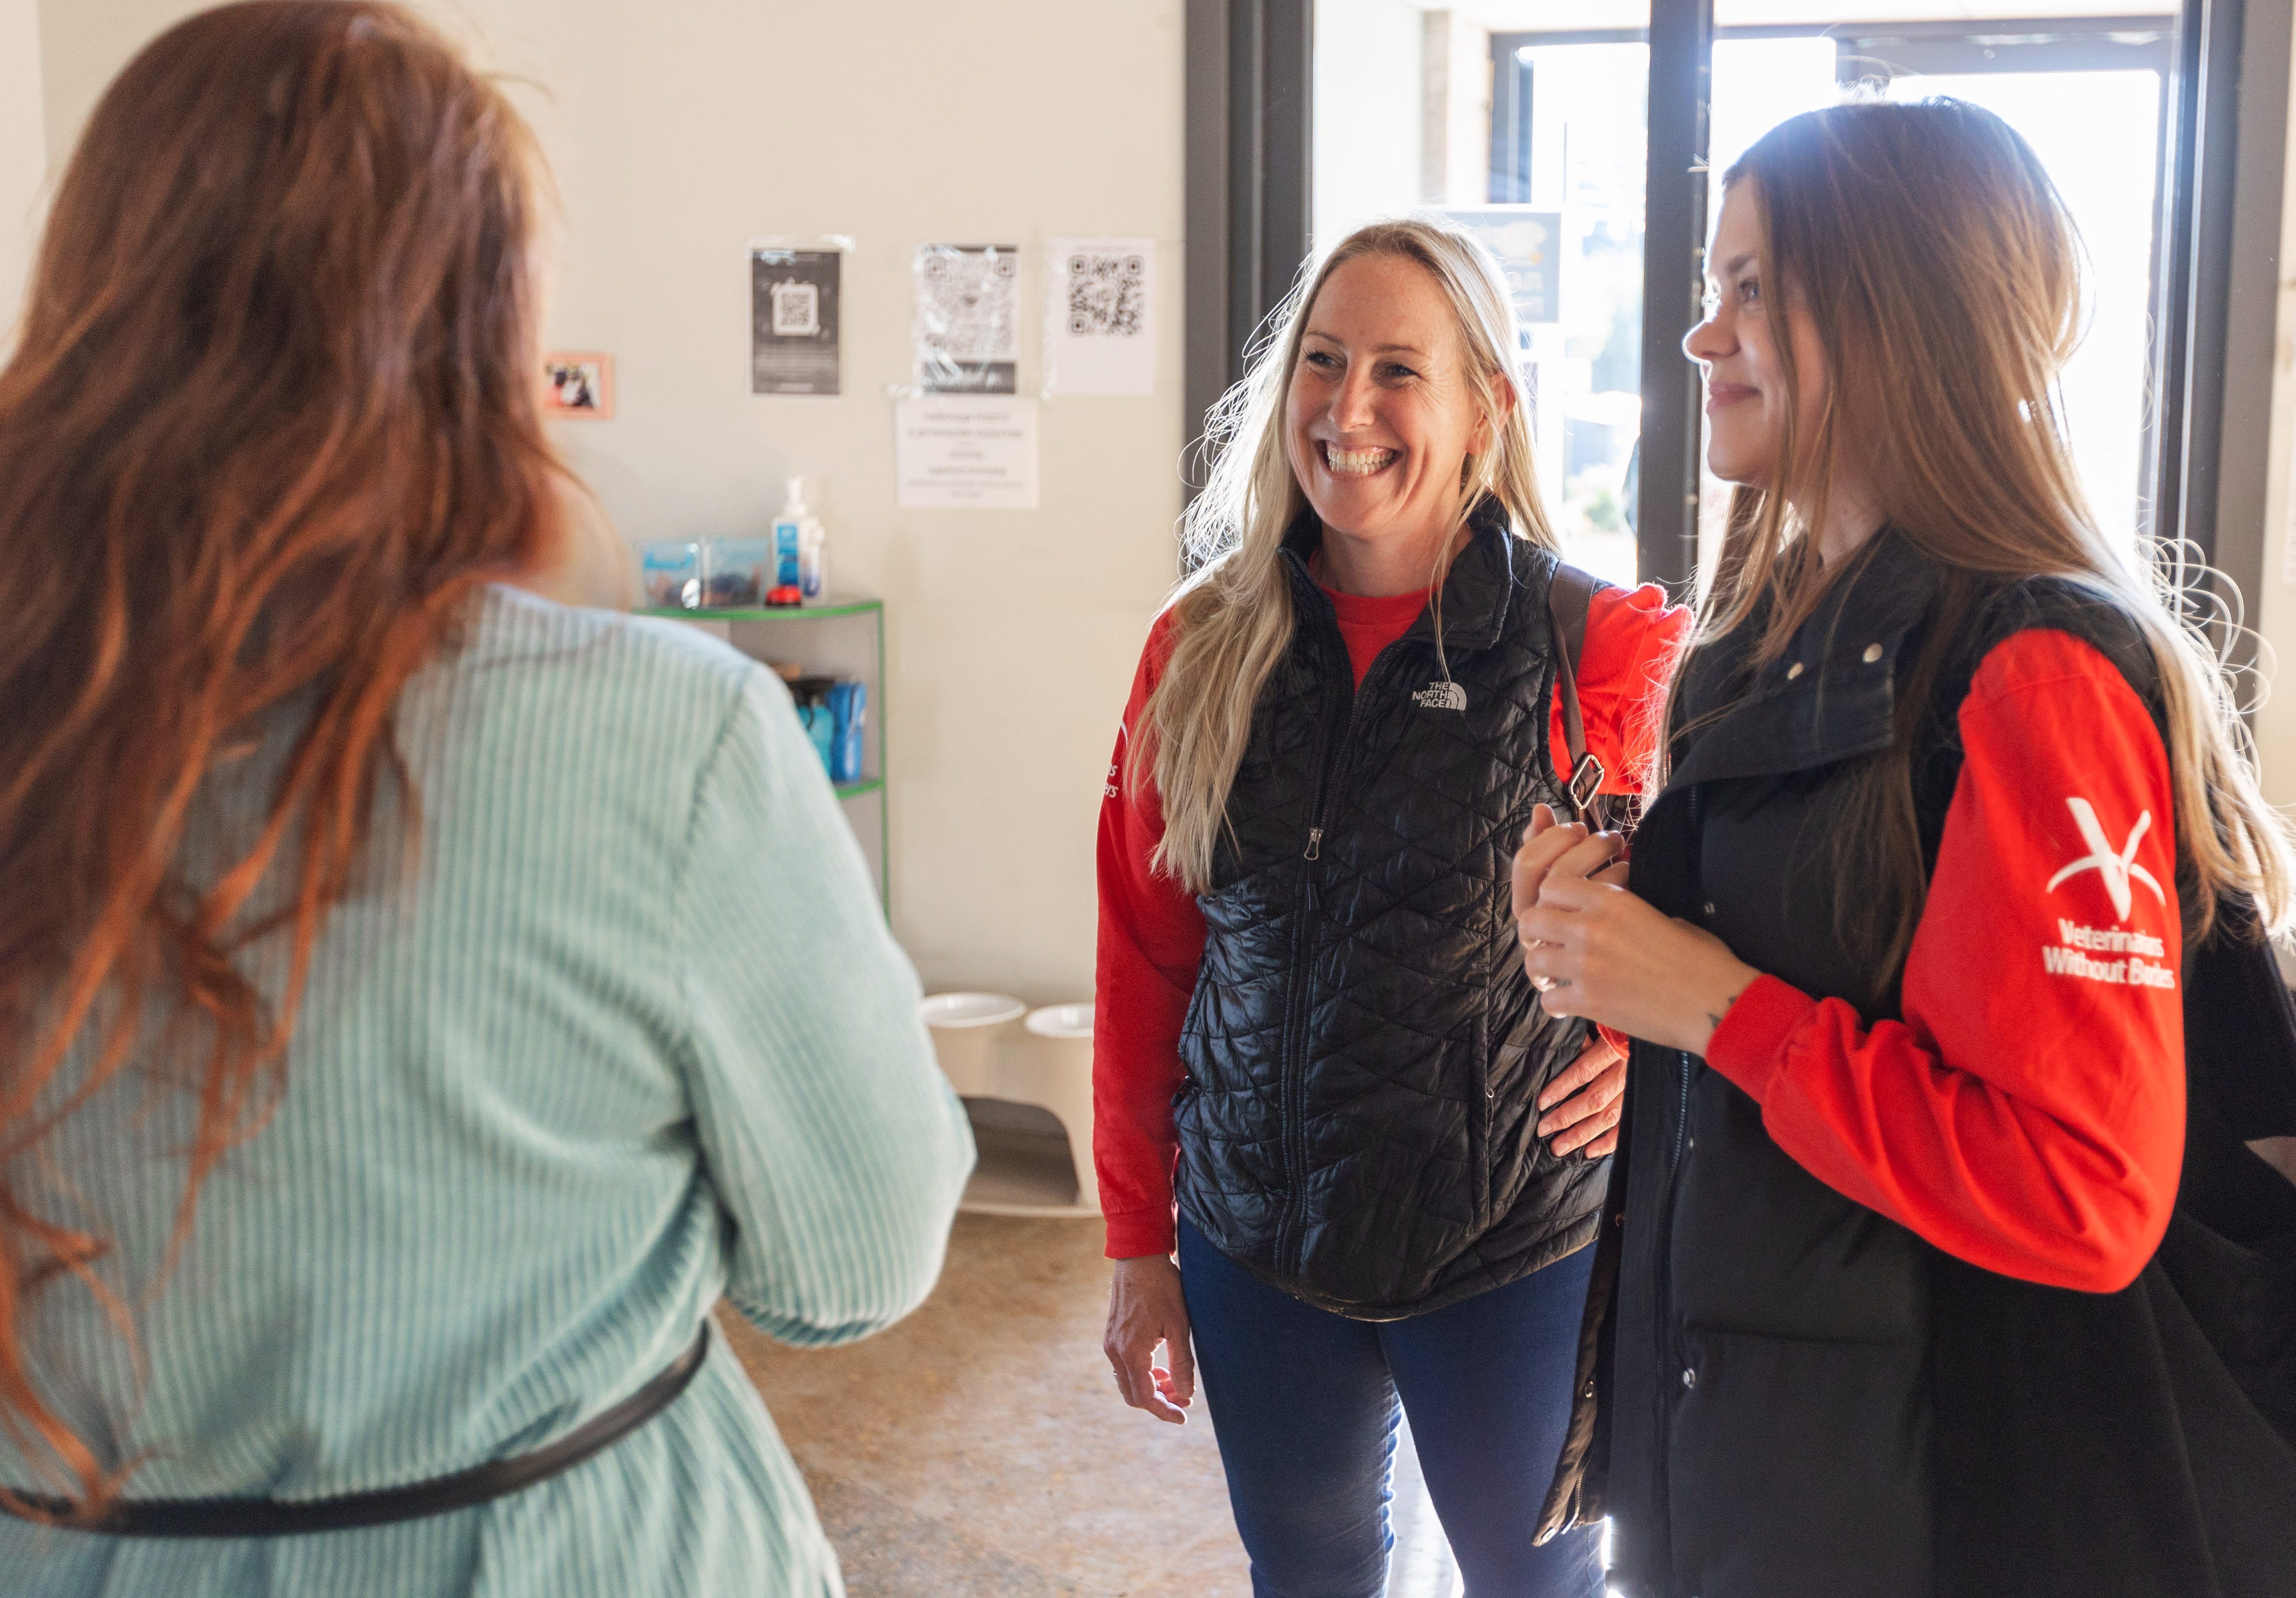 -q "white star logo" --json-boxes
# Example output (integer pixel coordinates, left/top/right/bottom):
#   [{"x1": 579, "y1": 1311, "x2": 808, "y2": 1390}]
[{"x1": 2044, "y1": 797, "x2": 2165, "y2": 923}]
